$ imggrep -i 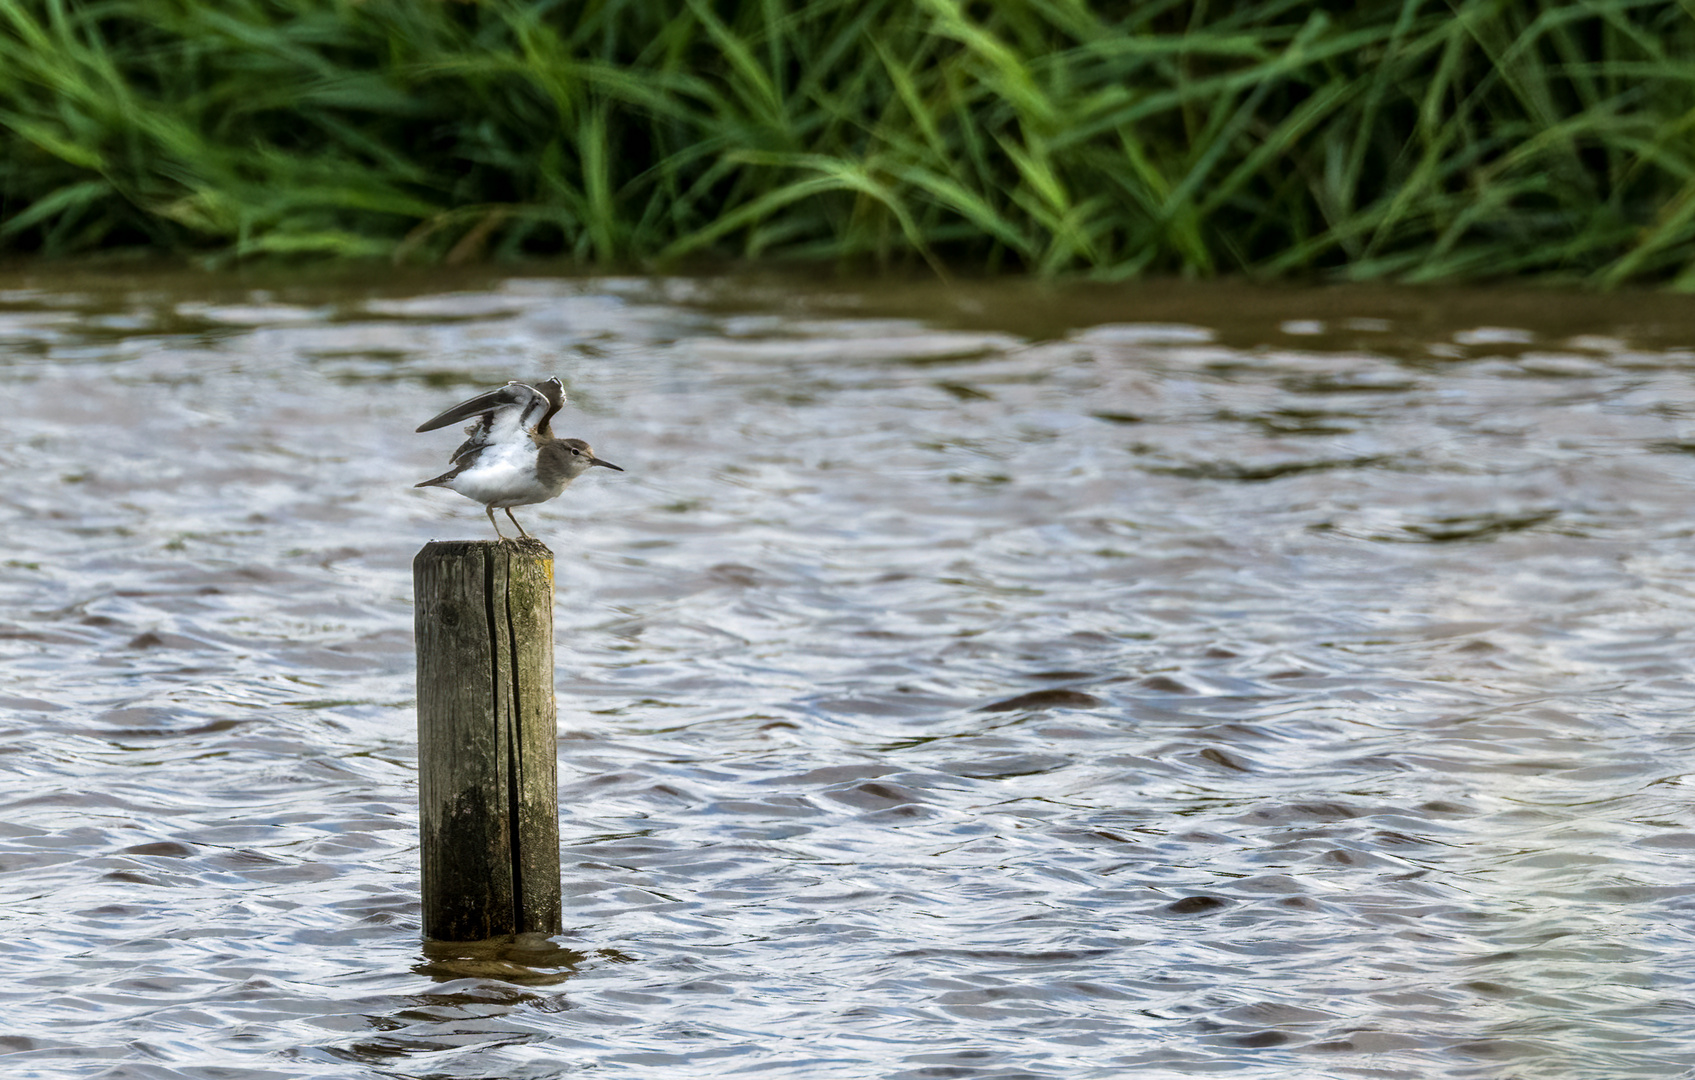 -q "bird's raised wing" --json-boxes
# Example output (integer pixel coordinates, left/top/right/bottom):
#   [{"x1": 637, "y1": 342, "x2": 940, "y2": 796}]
[
  {"x1": 531, "y1": 377, "x2": 566, "y2": 436},
  {"x1": 415, "y1": 378, "x2": 567, "y2": 457}
]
